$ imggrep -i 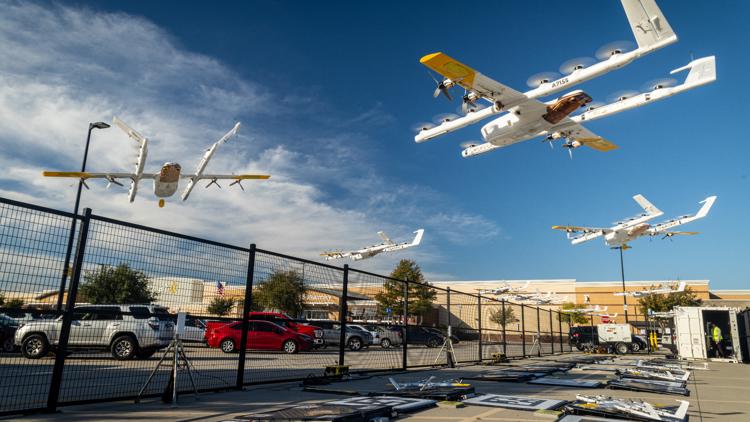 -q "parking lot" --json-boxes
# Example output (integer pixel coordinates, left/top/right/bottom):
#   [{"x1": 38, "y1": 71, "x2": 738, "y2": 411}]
[
  {"x1": 6, "y1": 353, "x2": 746, "y2": 422},
  {"x1": 0, "y1": 339, "x2": 563, "y2": 413}
]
